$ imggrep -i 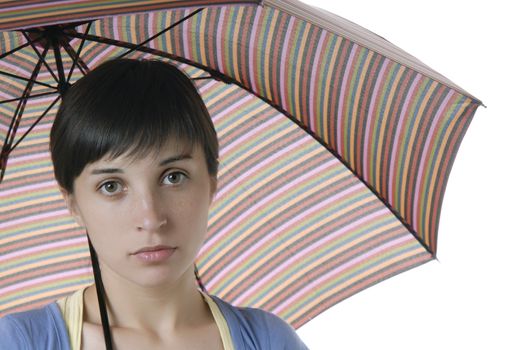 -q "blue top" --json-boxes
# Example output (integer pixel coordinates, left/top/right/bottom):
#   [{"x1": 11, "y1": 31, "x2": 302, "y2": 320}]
[{"x1": 0, "y1": 295, "x2": 308, "y2": 350}]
